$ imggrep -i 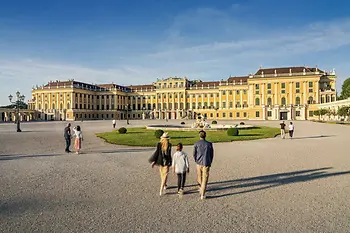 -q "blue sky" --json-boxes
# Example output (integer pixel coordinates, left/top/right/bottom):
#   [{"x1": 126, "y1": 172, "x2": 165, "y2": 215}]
[{"x1": 0, "y1": 0, "x2": 350, "y2": 105}]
